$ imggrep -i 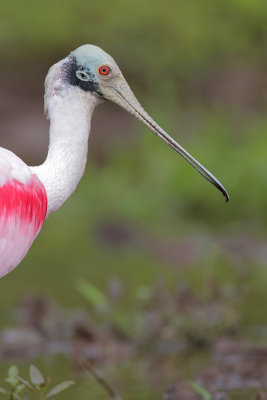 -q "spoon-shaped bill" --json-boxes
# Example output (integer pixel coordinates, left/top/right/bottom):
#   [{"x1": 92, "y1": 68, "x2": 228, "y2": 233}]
[{"x1": 105, "y1": 80, "x2": 229, "y2": 202}]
